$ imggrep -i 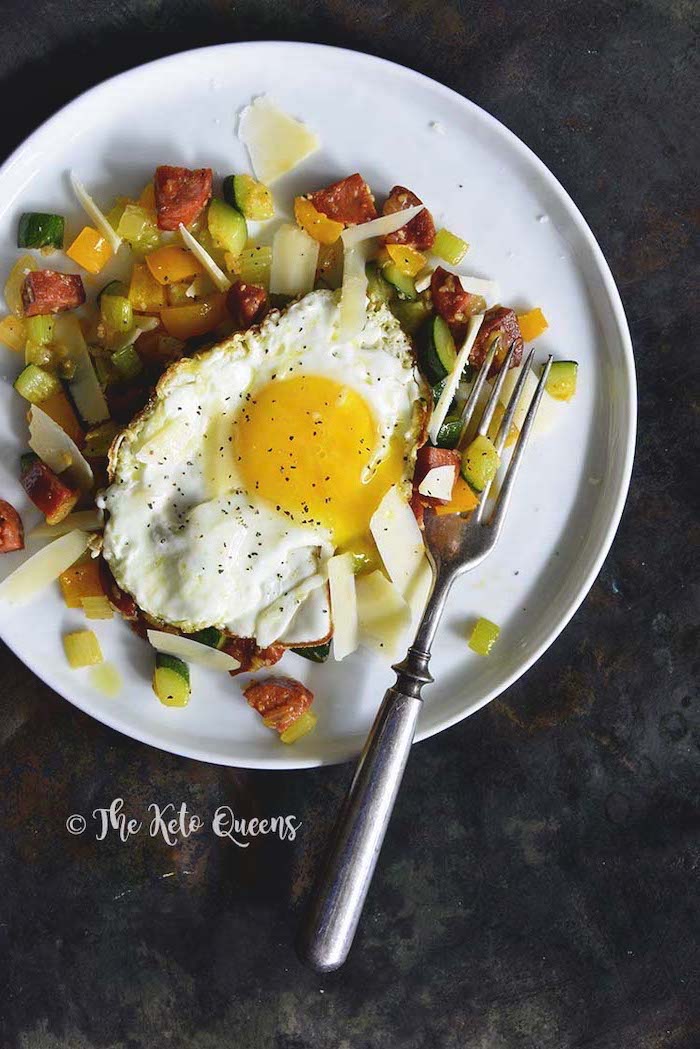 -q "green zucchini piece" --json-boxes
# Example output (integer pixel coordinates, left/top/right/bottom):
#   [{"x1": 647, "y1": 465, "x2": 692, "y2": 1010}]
[
  {"x1": 101, "y1": 294, "x2": 133, "y2": 334},
  {"x1": 418, "y1": 315, "x2": 457, "y2": 384},
  {"x1": 13, "y1": 363, "x2": 61, "y2": 404},
  {"x1": 435, "y1": 414, "x2": 463, "y2": 449},
  {"x1": 17, "y1": 212, "x2": 65, "y2": 250},
  {"x1": 20, "y1": 451, "x2": 39, "y2": 475},
  {"x1": 292, "y1": 642, "x2": 331, "y2": 663},
  {"x1": 366, "y1": 262, "x2": 392, "y2": 305},
  {"x1": 223, "y1": 175, "x2": 274, "y2": 221},
  {"x1": 189, "y1": 627, "x2": 225, "y2": 650},
  {"x1": 152, "y1": 653, "x2": 190, "y2": 707},
  {"x1": 207, "y1": 198, "x2": 247, "y2": 255},
  {"x1": 391, "y1": 299, "x2": 429, "y2": 335},
  {"x1": 98, "y1": 279, "x2": 129, "y2": 301},
  {"x1": 381, "y1": 262, "x2": 418, "y2": 300},
  {"x1": 461, "y1": 434, "x2": 500, "y2": 492},
  {"x1": 546, "y1": 360, "x2": 578, "y2": 402}
]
